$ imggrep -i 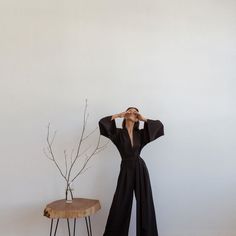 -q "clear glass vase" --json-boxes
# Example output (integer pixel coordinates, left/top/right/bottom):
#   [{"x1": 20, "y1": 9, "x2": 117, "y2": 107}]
[{"x1": 65, "y1": 182, "x2": 74, "y2": 203}]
